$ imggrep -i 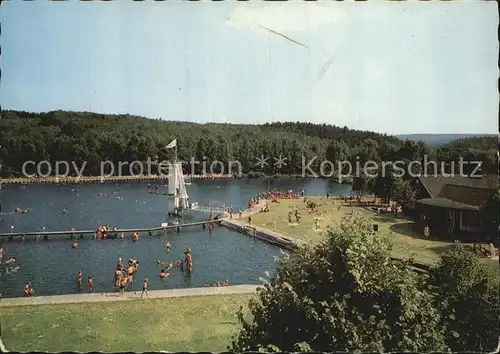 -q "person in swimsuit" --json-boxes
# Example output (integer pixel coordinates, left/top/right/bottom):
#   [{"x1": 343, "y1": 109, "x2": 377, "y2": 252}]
[
  {"x1": 24, "y1": 282, "x2": 34, "y2": 296},
  {"x1": 160, "y1": 269, "x2": 170, "y2": 279},
  {"x1": 76, "y1": 270, "x2": 83, "y2": 287},
  {"x1": 174, "y1": 259, "x2": 183, "y2": 271},
  {"x1": 0, "y1": 245, "x2": 5, "y2": 263},
  {"x1": 114, "y1": 269, "x2": 122, "y2": 288},
  {"x1": 166, "y1": 240, "x2": 171, "y2": 251},
  {"x1": 184, "y1": 248, "x2": 193, "y2": 273},
  {"x1": 141, "y1": 278, "x2": 149, "y2": 299},
  {"x1": 127, "y1": 265, "x2": 135, "y2": 284},
  {"x1": 119, "y1": 277, "x2": 126, "y2": 297},
  {"x1": 88, "y1": 276, "x2": 93, "y2": 292}
]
